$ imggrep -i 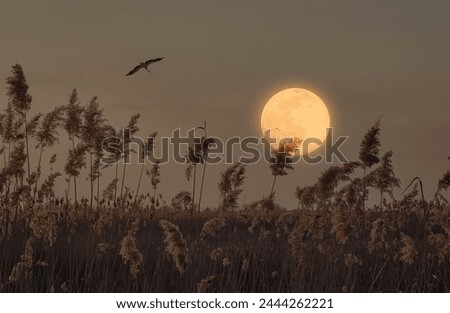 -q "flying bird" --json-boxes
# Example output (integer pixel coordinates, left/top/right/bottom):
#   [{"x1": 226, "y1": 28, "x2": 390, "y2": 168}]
[{"x1": 126, "y1": 57, "x2": 164, "y2": 76}]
